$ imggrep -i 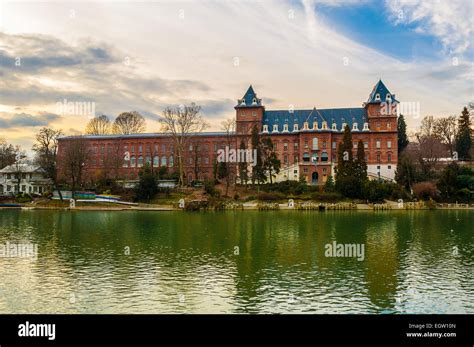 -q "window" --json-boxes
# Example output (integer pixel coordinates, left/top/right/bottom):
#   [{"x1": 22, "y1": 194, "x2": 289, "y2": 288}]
[
  {"x1": 214, "y1": 143, "x2": 218, "y2": 151},
  {"x1": 131, "y1": 156, "x2": 136, "y2": 167},
  {"x1": 204, "y1": 157, "x2": 209, "y2": 165},
  {"x1": 321, "y1": 152, "x2": 328, "y2": 162},
  {"x1": 322, "y1": 121, "x2": 328, "y2": 130},
  {"x1": 303, "y1": 152, "x2": 310, "y2": 162},
  {"x1": 263, "y1": 125, "x2": 268, "y2": 133},
  {"x1": 312, "y1": 153, "x2": 319, "y2": 163},
  {"x1": 169, "y1": 156, "x2": 174, "y2": 167},
  {"x1": 376, "y1": 122, "x2": 380, "y2": 129},
  {"x1": 387, "y1": 122, "x2": 391, "y2": 129},
  {"x1": 294, "y1": 155, "x2": 299, "y2": 164},
  {"x1": 137, "y1": 156, "x2": 143, "y2": 167},
  {"x1": 376, "y1": 140, "x2": 381, "y2": 149},
  {"x1": 161, "y1": 156, "x2": 167, "y2": 166},
  {"x1": 283, "y1": 124, "x2": 289, "y2": 132},
  {"x1": 332, "y1": 123, "x2": 337, "y2": 130},
  {"x1": 131, "y1": 145, "x2": 135, "y2": 153},
  {"x1": 312, "y1": 137, "x2": 318, "y2": 150},
  {"x1": 138, "y1": 145, "x2": 143, "y2": 153},
  {"x1": 146, "y1": 156, "x2": 151, "y2": 165},
  {"x1": 303, "y1": 122, "x2": 309, "y2": 130},
  {"x1": 363, "y1": 123, "x2": 369, "y2": 131},
  {"x1": 294, "y1": 142, "x2": 299, "y2": 150},
  {"x1": 322, "y1": 141, "x2": 327, "y2": 149},
  {"x1": 146, "y1": 144, "x2": 151, "y2": 153},
  {"x1": 353, "y1": 142, "x2": 358, "y2": 149},
  {"x1": 388, "y1": 165, "x2": 392, "y2": 170},
  {"x1": 162, "y1": 144, "x2": 166, "y2": 152},
  {"x1": 303, "y1": 167, "x2": 308, "y2": 173},
  {"x1": 154, "y1": 144, "x2": 159, "y2": 153},
  {"x1": 273, "y1": 124, "x2": 279, "y2": 132},
  {"x1": 122, "y1": 159, "x2": 129, "y2": 168},
  {"x1": 332, "y1": 141, "x2": 336, "y2": 149},
  {"x1": 376, "y1": 153, "x2": 381, "y2": 163},
  {"x1": 352, "y1": 123, "x2": 358, "y2": 131},
  {"x1": 387, "y1": 140, "x2": 392, "y2": 149},
  {"x1": 313, "y1": 121, "x2": 318, "y2": 130},
  {"x1": 388, "y1": 153, "x2": 392, "y2": 163},
  {"x1": 284, "y1": 155, "x2": 288, "y2": 164},
  {"x1": 304, "y1": 139, "x2": 308, "y2": 149},
  {"x1": 364, "y1": 142, "x2": 368, "y2": 149},
  {"x1": 273, "y1": 142, "x2": 277, "y2": 150},
  {"x1": 284, "y1": 142, "x2": 288, "y2": 151},
  {"x1": 189, "y1": 144, "x2": 193, "y2": 151},
  {"x1": 153, "y1": 156, "x2": 159, "y2": 166},
  {"x1": 188, "y1": 158, "x2": 193, "y2": 165},
  {"x1": 293, "y1": 123, "x2": 299, "y2": 131}
]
